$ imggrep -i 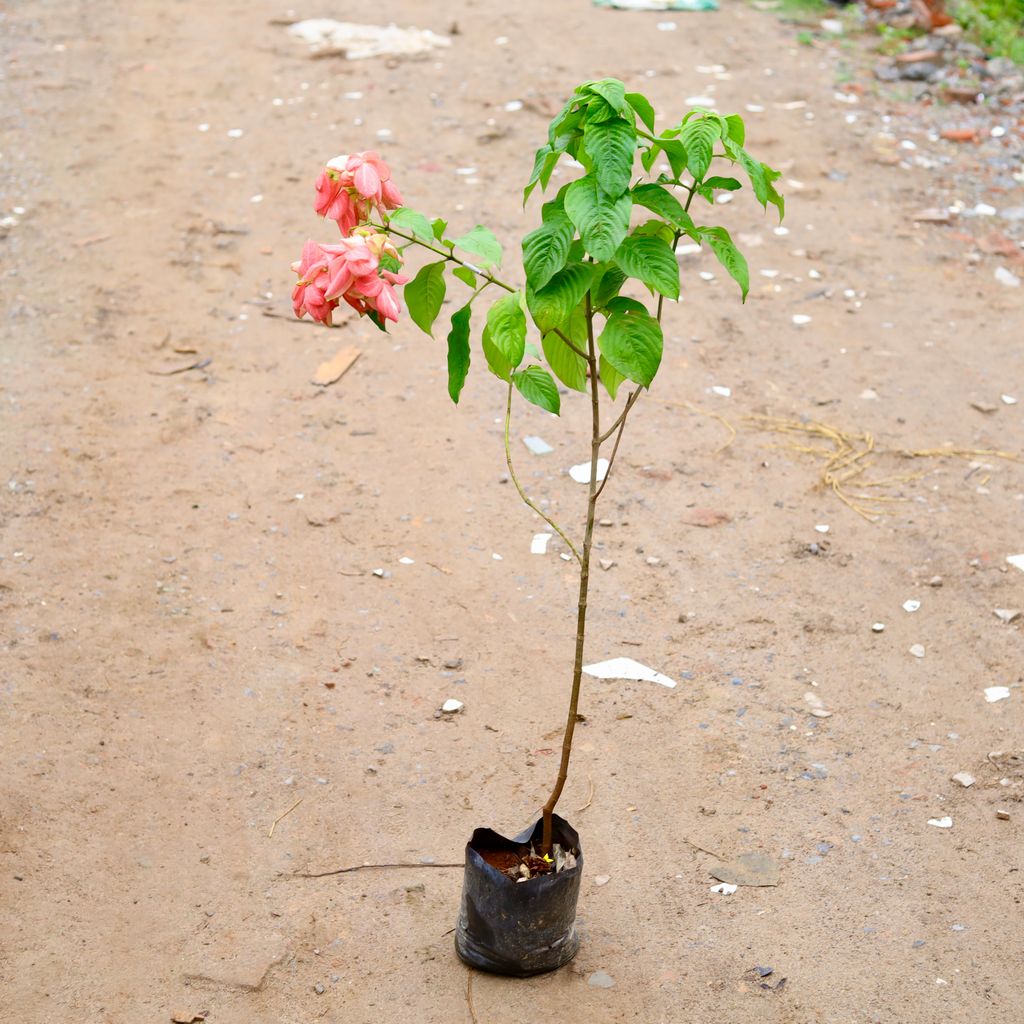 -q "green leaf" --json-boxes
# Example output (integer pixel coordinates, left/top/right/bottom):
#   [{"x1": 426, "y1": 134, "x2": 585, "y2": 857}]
[
  {"x1": 379, "y1": 252, "x2": 402, "y2": 274},
  {"x1": 724, "y1": 113, "x2": 746, "y2": 147},
  {"x1": 704, "y1": 176, "x2": 742, "y2": 191},
  {"x1": 389, "y1": 207, "x2": 434, "y2": 242},
  {"x1": 614, "y1": 234, "x2": 679, "y2": 300},
  {"x1": 512, "y1": 366, "x2": 561, "y2": 415},
  {"x1": 453, "y1": 266, "x2": 477, "y2": 288},
  {"x1": 583, "y1": 78, "x2": 627, "y2": 113},
  {"x1": 481, "y1": 325, "x2": 513, "y2": 382},
  {"x1": 542, "y1": 325, "x2": 587, "y2": 393},
  {"x1": 404, "y1": 260, "x2": 447, "y2": 336},
  {"x1": 592, "y1": 264, "x2": 626, "y2": 308},
  {"x1": 679, "y1": 115, "x2": 722, "y2": 181},
  {"x1": 697, "y1": 225, "x2": 749, "y2": 301},
  {"x1": 630, "y1": 184, "x2": 698, "y2": 239},
  {"x1": 431, "y1": 217, "x2": 449, "y2": 241},
  {"x1": 527, "y1": 262, "x2": 596, "y2": 333},
  {"x1": 626, "y1": 91, "x2": 656, "y2": 132},
  {"x1": 583, "y1": 118, "x2": 637, "y2": 196},
  {"x1": 524, "y1": 144, "x2": 558, "y2": 204},
  {"x1": 485, "y1": 291, "x2": 526, "y2": 370},
  {"x1": 522, "y1": 200, "x2": 574, "y2": 290},
  {"x1": 658, "y1": 138, "x2": 689, "y2": 179},
  {"x1": 728, "y1": 142, "x2": 766, "y2": 205},
  {"x1": 452, "y1": 225, "x2": 503, "y2": 269},
  {"x1": 564, "y1": 176, "x2": 631, "y2": 262},
  {"x1": 763, "y1": 163, "x2": 785, "y2": 220},
  {"x1": 598, "y1": 302, "x2": 663, "y2": 388},
  {"x1": 367, "y1": 310, "x2": 389, "y2": 334},
  {"x1": 446, "y1": 305, "x2": 472, "y2": 403},
  {"x1": 599, "y1": 355, "x2": 625, "y2": 400}
]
